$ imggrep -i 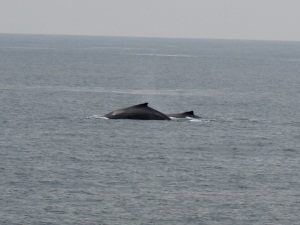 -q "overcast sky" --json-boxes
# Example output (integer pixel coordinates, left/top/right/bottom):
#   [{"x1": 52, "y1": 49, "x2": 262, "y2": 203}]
[{"x1": 1, "y1": 0, "x2": 300, "y2": 41}]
